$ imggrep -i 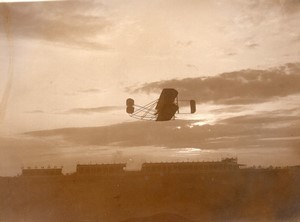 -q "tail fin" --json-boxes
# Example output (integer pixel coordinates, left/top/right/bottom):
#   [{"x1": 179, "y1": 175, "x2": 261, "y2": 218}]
[{"x1": 190, "y1": 100, "x2": 196, "y2": 113}]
